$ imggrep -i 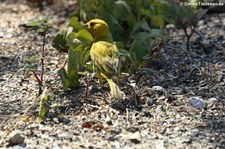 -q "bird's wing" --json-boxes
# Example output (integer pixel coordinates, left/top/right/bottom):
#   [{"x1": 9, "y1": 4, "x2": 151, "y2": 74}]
[{"x1": 90, "y1": 41, "x2": 119, "y2": 77}]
